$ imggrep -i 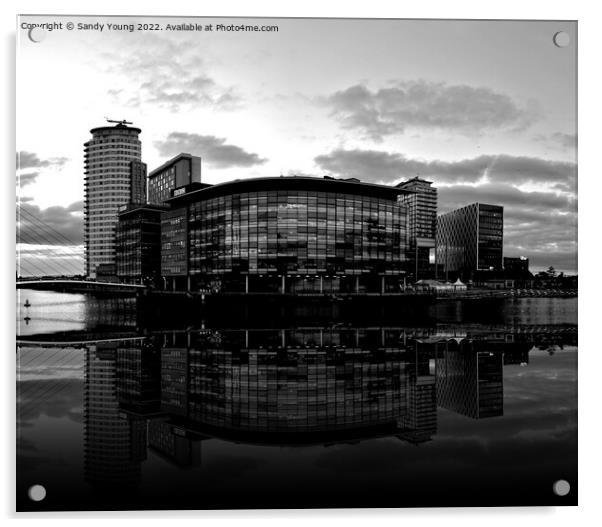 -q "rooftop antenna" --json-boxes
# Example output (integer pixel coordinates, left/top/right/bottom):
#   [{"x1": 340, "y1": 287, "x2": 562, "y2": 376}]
[{"x1": 105, "y1": 117, "x2": 133, "y2": 126}]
